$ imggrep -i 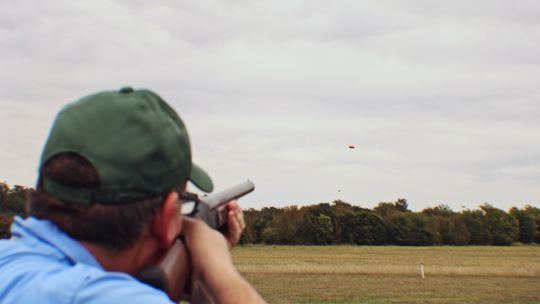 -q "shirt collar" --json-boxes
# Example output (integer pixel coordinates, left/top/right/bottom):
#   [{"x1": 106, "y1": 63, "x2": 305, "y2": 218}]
[{"x1": 11, "y1": 216, "x2": 102, "y2": 269}]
